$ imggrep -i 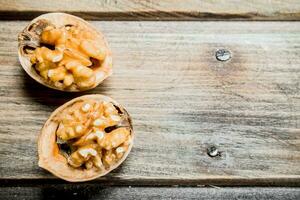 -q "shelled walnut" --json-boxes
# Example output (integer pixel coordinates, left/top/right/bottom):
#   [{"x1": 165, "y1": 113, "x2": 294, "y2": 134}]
[
  {"x1": 38, "y1": 95, "x2": 133, "y2": 182},
  {"x1": 18, "y1": 13, "x2": 112, "y2": 91}
]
